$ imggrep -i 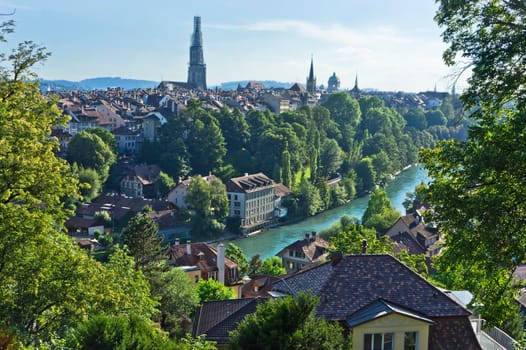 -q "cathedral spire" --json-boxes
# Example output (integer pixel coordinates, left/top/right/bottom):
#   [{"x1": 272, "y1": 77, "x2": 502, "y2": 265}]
[
  {"x1": 188, "y1": 16, "x2": 207, "y2": 90},
  {"x1": 306, "y1": 56, "x2": 316, "y2": 95}
]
